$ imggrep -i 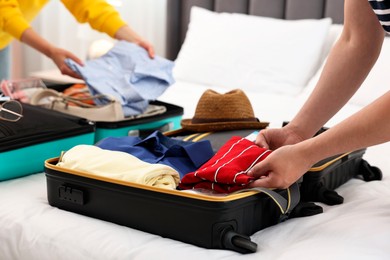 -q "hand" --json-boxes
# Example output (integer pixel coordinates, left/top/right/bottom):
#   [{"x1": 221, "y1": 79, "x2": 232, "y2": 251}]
[
  {"x1": 255, "y1": 125, "x2": 304, "y2": 150},
  {"x1": 247, "y1": 144, "x2": 313, "y2": 189},
  {"x1": 20, "y1": 28, "x2": 84, "y2": 79},
  {"x1": 134, "y1": 38, "x2": 155, "y2": 59},
  {"x1": 114, "y1": 25, "x2": 155, "y2": 58},
  {"x1": 48, "y1": 47, "x2": 84, "y2": 79}
]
